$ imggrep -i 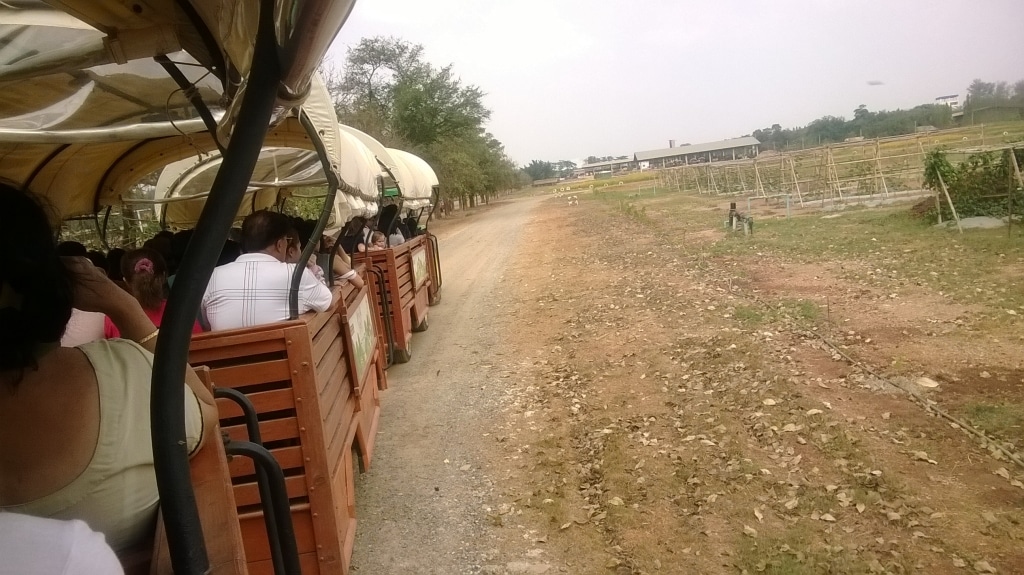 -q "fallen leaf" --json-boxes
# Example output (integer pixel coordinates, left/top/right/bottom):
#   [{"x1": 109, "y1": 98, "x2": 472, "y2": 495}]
[
  {"x1": 560, "y1": 522, "x2": 572, "y2": 530},
  {"x1": 886, "y1": 511, "x2": 902, "y2": 521},
  {"x1": 821, "y1": 513, "x2": 836, "y2": 522},
  {"x1": 754, "y1": 508, "x2": 763, "y2": 523},
  {"x1": 981, "y1": 512, "x2": 998, "y2": 524},
  {"x1": 952, "y1": 557, "x2": 966, "y2": 568},
  {"x1": 762, "y1": 399, "x2": 777, "y2": 406},
  {"x1": 994, "y1": 468, "x2": 1010, "y2": 480},
  {"x1": 784, "y1": 499, "x2": 799, "y2": 510},
  {"x1": 609, "y1": 497, "x2": 624, "y2": 506},
  {"x1": 881, "y1": 412, "x2": 891, "y2": 420},
  {"x1": 856, "y1": 503, "x2": 866, "y2": 514},
  {"x1": 916, "y1": 377, "x2": 939, "y2": 389},
  {"x1": 806, "y1": 409, "x2": 823, "y2": 416},
  {"x1": 743, "y1": 525, "x2": 758, "y2": 538}
]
